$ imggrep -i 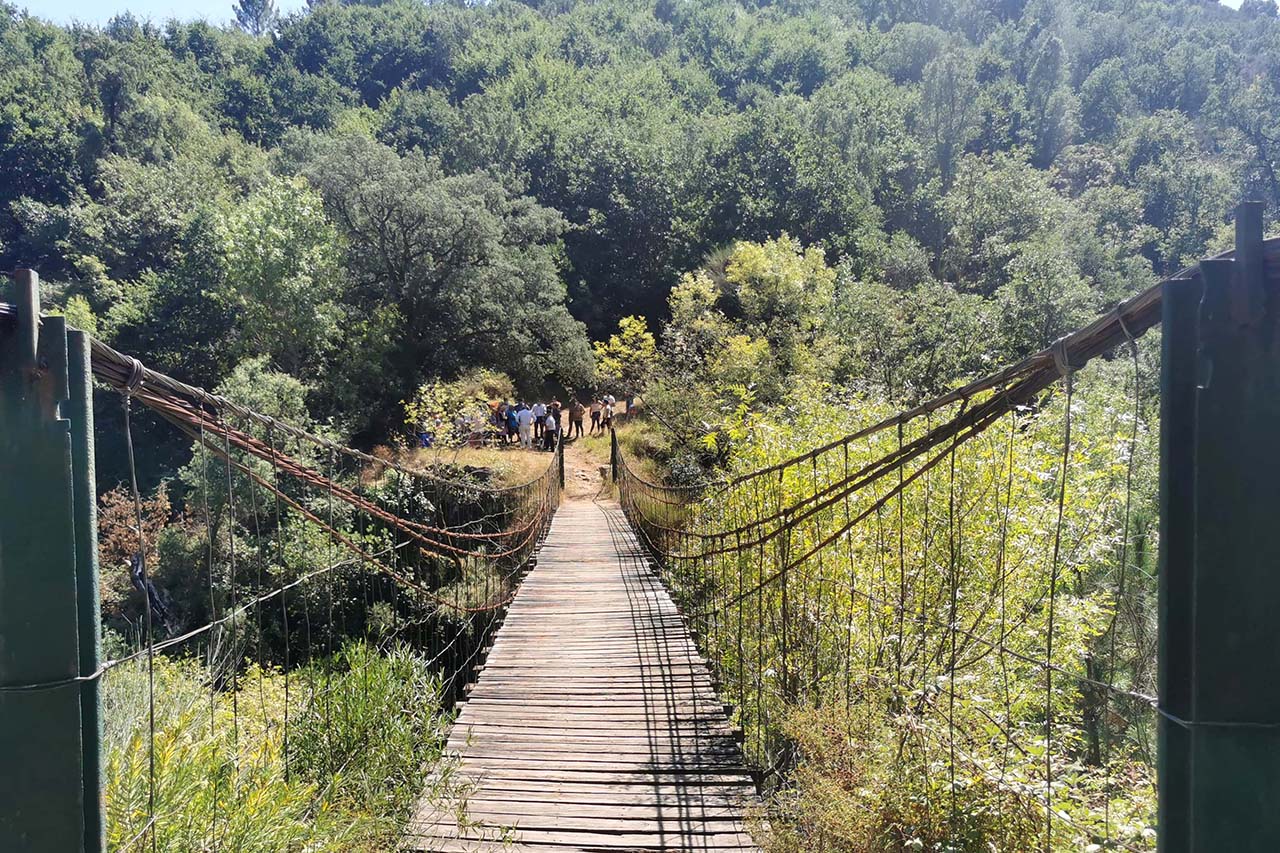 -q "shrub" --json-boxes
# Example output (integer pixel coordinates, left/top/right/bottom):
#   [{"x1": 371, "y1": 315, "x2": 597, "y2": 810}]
[{"x1": 103, "y1": 641, "x2": 451, "y2": 851}]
